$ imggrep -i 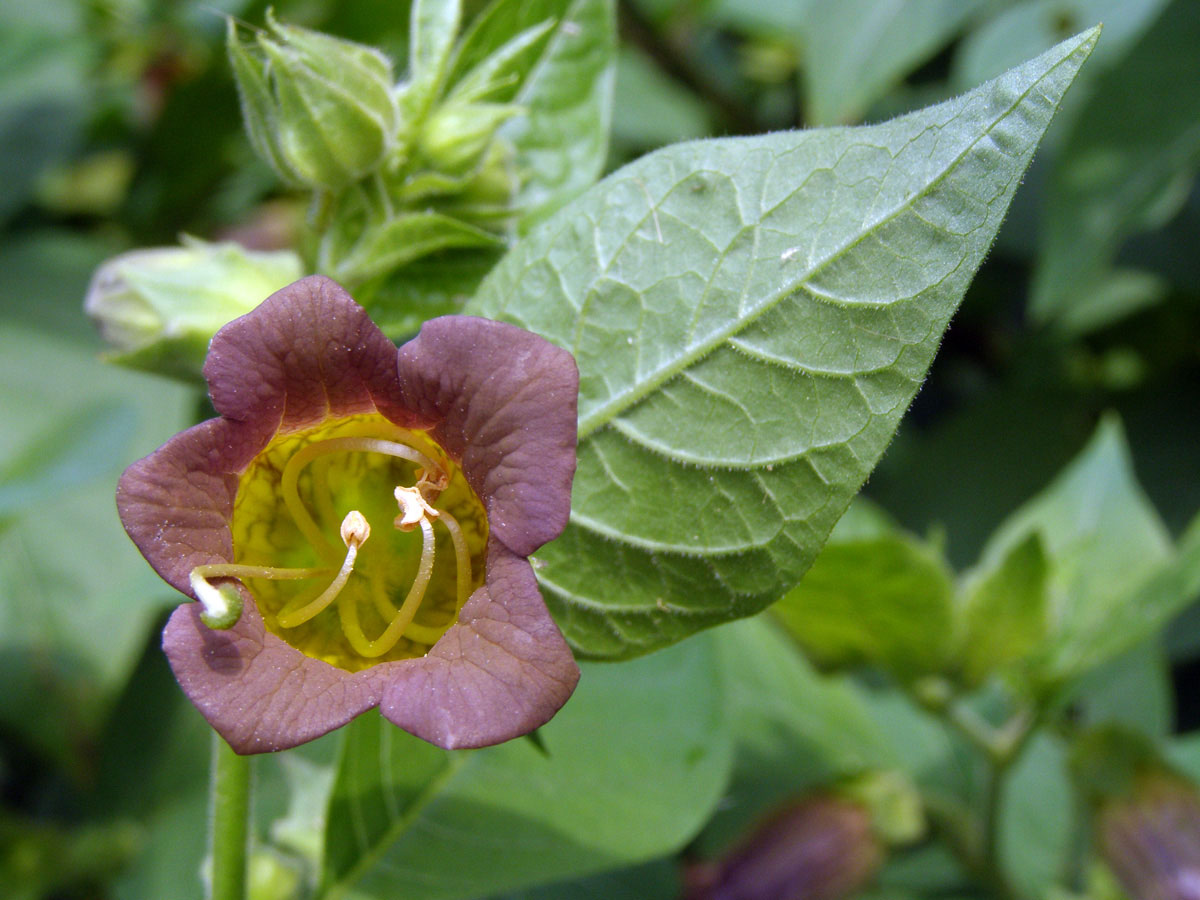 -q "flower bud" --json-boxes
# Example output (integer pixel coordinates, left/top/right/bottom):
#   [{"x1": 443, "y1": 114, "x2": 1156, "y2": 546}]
[
  {"x1": 228, "y1": 15, "x2": 399, "y2": 190},
  {"x1": 1073, "y1": 726, "x2": 1200, "y2": 900},
  {"x1": 420, "y1": 100, "x2": 519, "y2": 175},
  {"x1": 85, "y1": 238, "x2": 303, "y2": 381},
  {"x1": 685, "y1": 794, "x2": 884, "y2": 900},
  {"x1": 1096, "y1": 773, "x2": 1200, "y2": 900}
]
